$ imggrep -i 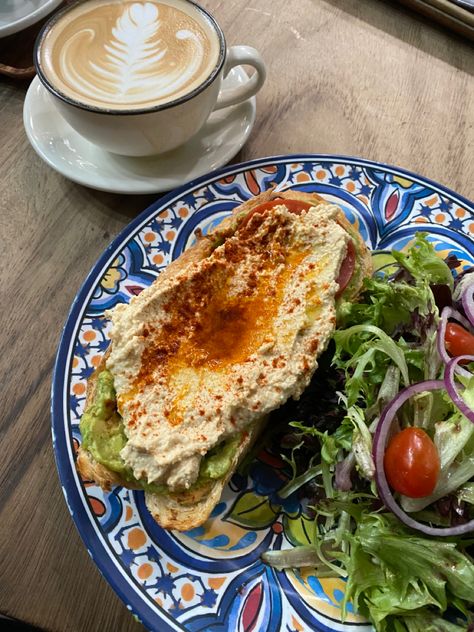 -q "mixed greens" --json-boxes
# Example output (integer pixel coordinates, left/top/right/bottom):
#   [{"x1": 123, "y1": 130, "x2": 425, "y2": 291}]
[{"x1": 261, "y1": 234, "x2": 474, "y2": 631}]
